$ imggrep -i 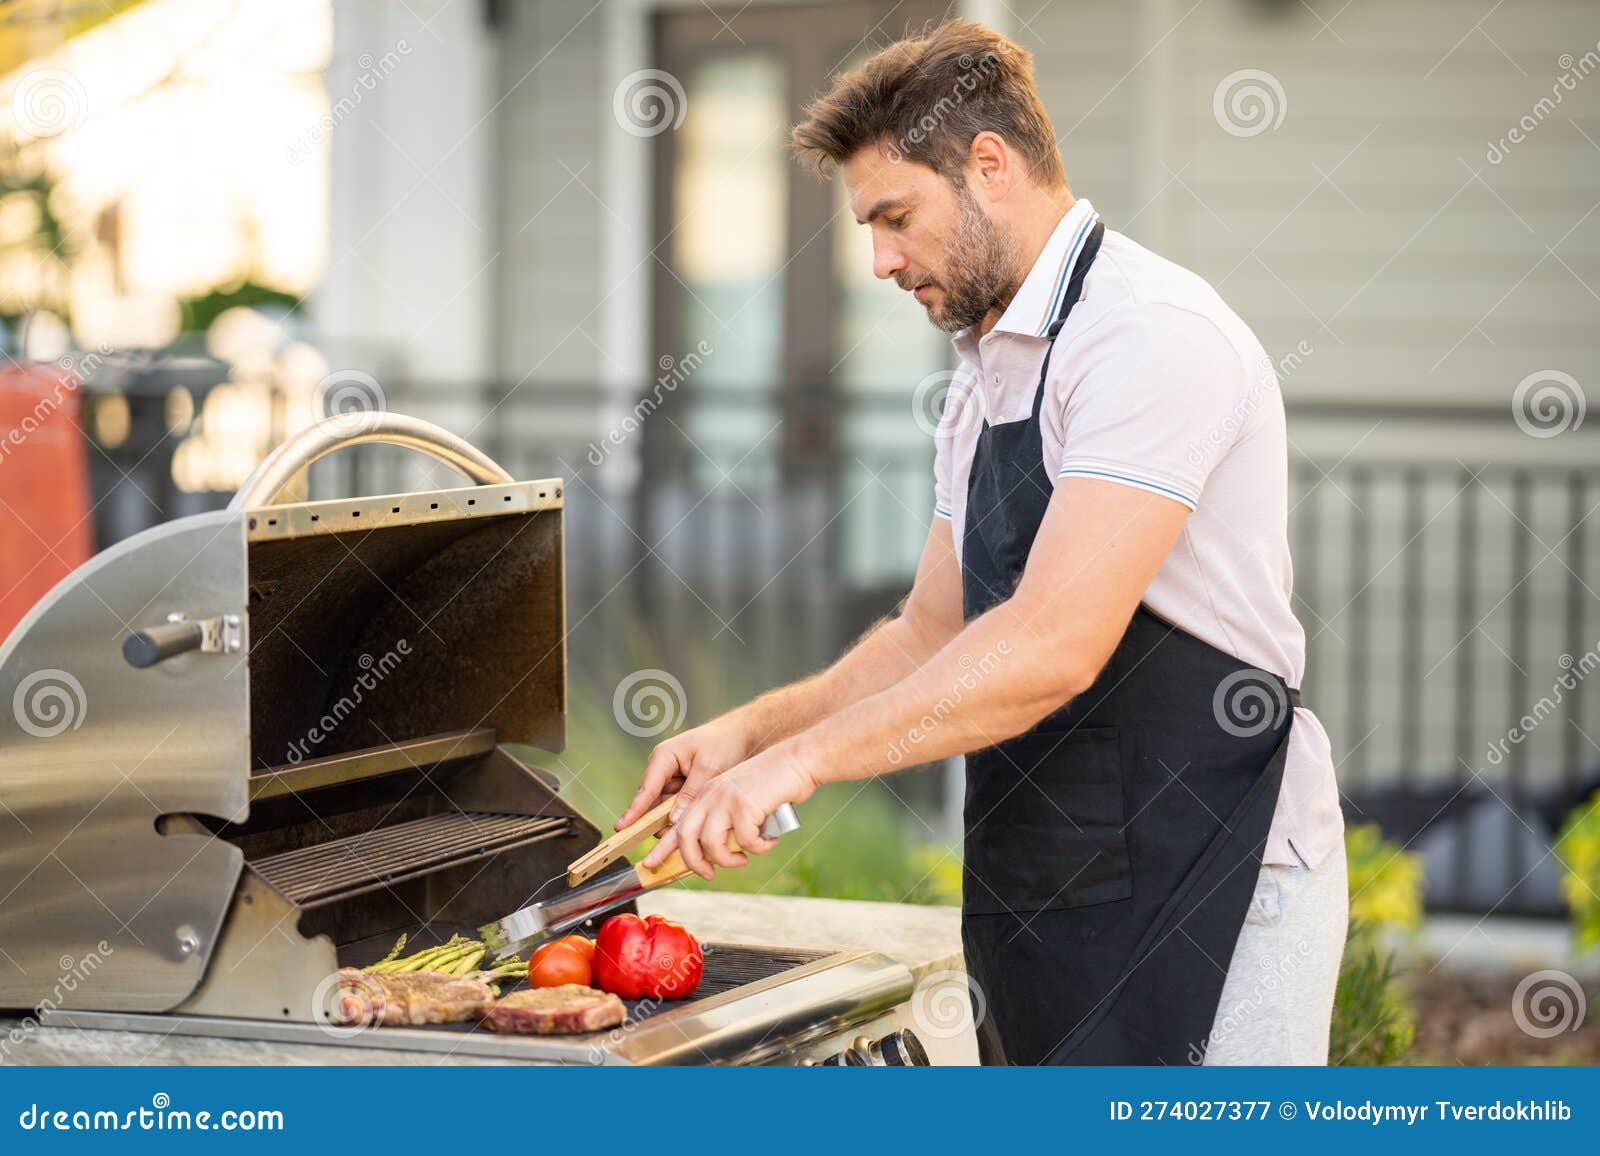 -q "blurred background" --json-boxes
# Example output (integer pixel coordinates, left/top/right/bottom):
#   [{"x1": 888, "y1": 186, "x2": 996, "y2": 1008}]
[{"x1": 0, "y1": 0, "x2": 1598, "y2": 1059}]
